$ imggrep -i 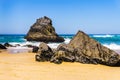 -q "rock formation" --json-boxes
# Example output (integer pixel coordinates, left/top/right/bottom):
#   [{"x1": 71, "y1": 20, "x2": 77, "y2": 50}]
[
  {"x1": 69, "y1": 31, "x2": 120, "y2": 66},
  {"x1": 25, "y1": 16, "x2": 64, "y2": 42},
  {"x1": 35, "y1": 42, "x2": 54, "y2": 61},
  {"x1": 50, "y1": 44, "x2": 76, "y2": 64},
  {"x1": 35, "y1": 30, "x2": 120, "y2": 66},
  {"x1": 0, "y1": 44, "x2": 7, "y2": 49}
]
